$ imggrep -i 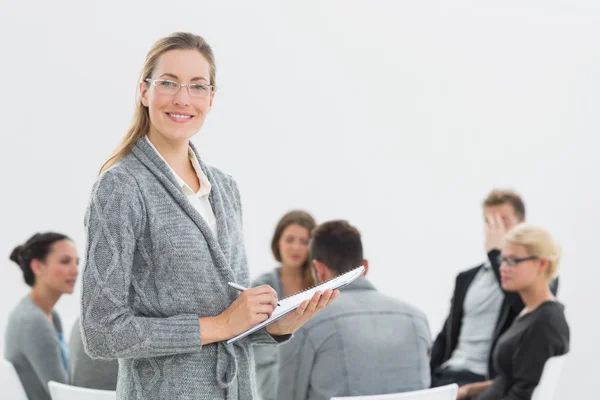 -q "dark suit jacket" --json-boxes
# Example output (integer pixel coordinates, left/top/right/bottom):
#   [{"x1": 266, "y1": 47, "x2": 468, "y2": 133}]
[{"x1": 430, "y1": 249, "x2": 559, "y2": 379}]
